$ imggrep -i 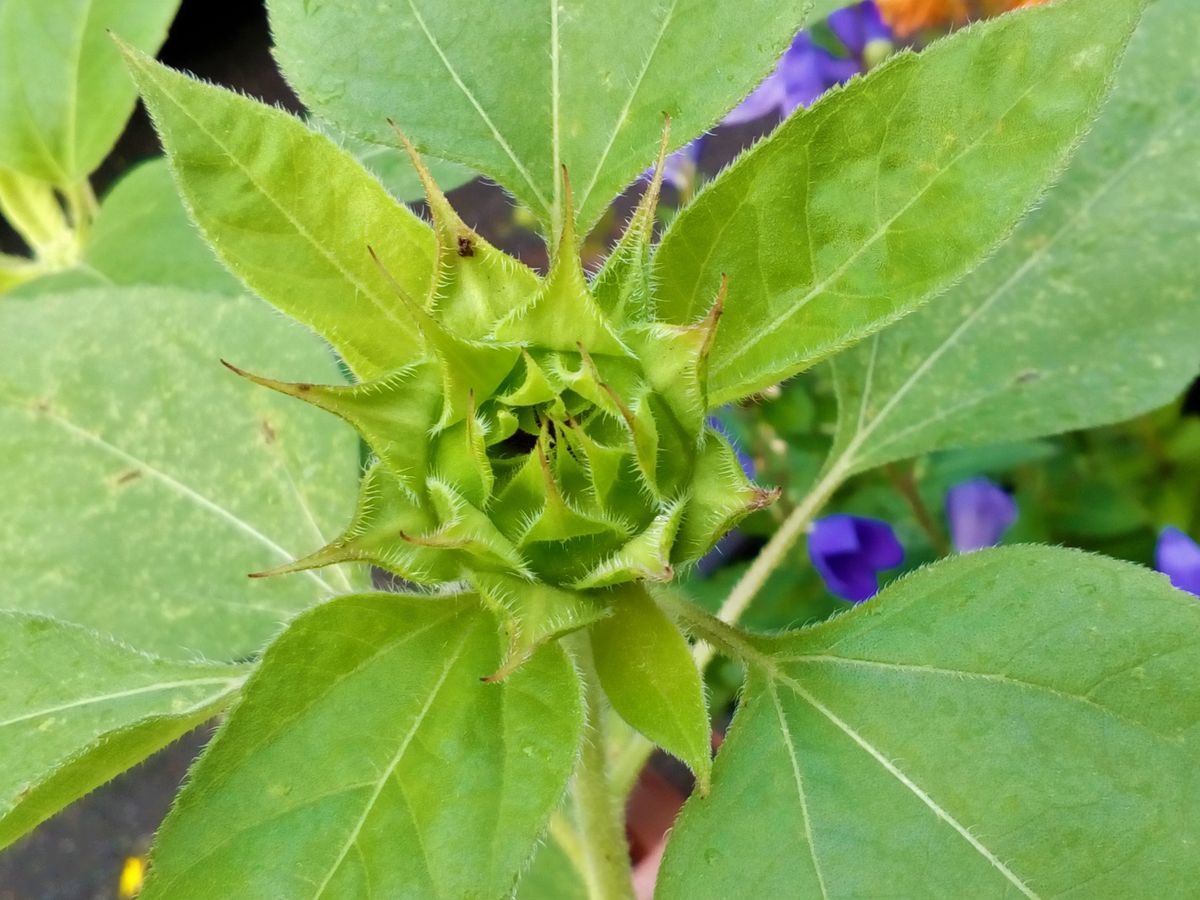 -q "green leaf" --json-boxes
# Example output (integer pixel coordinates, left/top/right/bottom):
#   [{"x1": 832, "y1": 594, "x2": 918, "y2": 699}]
[
  {"x1": 829, "y1": 0, "x2": 1200, "y2": 475},
  {"x1": 352, "y1": 138, "x2": 476, "y2": 203},
  {"x1": 660, "y1": 547, "x2": 1200, "y2": 897},
  {"x1": 268, "y1": 0, "x2": 808, "y2": 233},
  {"x1": 653, "y1": 0, "x2": 1144, "y2": 407},
  {"x1": 121, "y1": 46, "x2": 438, "y2": 380},
  {"x1": 311, "y1": 118, "x2": 476, "y2": 202},
  {"x1": 0, "y1": 612, "x2": 244, "y2": 850},
  {"x1": 0, "y1": 0, "x2": 180, "y2": 183},
  {"x1": 0, "y1": 287, "x2": 363, "y2": 660},
  {"x1": 806, "y1": 0, "x2": 855, "y2": 22},
  {"x1": 591, "y1": 584, "x2": 711, "y2": 789},
  {"x1": 141, "y1": 593, "x2": 584, "y2": 900},
  {"x1": 82, "y1": 158, "x2": 242, "y2": 294}
]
